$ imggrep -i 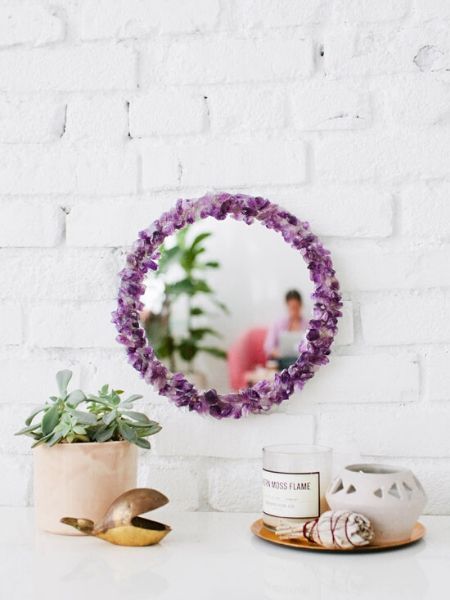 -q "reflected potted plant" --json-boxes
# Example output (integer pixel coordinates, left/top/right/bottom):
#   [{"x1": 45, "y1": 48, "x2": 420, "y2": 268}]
[
  {"x1": 16, "y1": 369, "x2": 161, "y2": 534},
  {"x1": 142, "y1": 226, "x2": 228, "y2": 388}
]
